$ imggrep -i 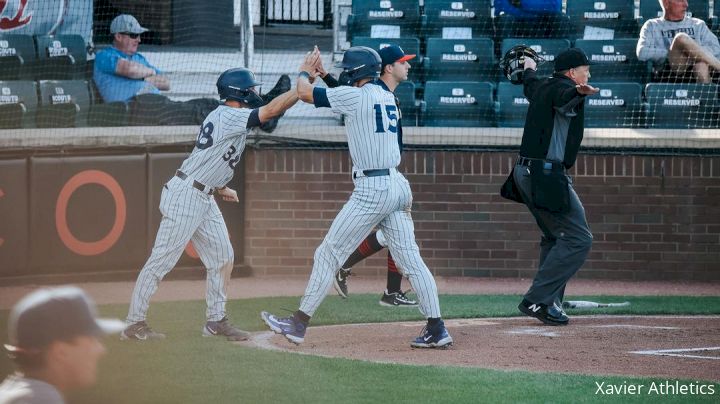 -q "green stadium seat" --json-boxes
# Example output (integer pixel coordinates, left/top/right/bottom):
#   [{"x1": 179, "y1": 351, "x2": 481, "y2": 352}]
[
  {"x1": 88, "y1": 80, "x2": 128, "y2": 127},
  {"x1": 422, "y1": 81, "x2": 495, "y2": 127},
  {"x1": 0, "y1": 80, "x2": 38, "y2": 129},
  {"x1": 585, "y1": 82, "x2": 645, "y2": 127},
  {"x1": 425, "y1": 38, "x2": 495, "y2": 81},
  {"x1": 346, "y1": 0, "x2": 421, "y2": 42},
  {"x1": 0, "y1": 35, "x2": 36, "y2": 80},
  {"x1": 423, "y1": 0, "x2": 494, "y2": 39},
  {"x1": 395, "y1": 80, "x2": 418, "y2": 126},
  {"x1": 351, "y1": 37, "x2": 423, "y2": 84},
  {"x1": 496, "y1": 82, "x2": 528, "y2": 128},
  {"x1": 34, "y1": 35, "x2": 87, "y2": 80},
  {"x1": 566, "y1": 0, "x2": 639, "y2": 39},
  {"x1": 575, "y1": 39, "x2": 651, "y2": 82},
  {"x1": 638, "y1": 0, "x2": 713, "y2": 23},
  {"x1": 37, "y1": 80, "x2": 91, "y2": 128},
  {"x1": 645, "y1": 83, "x2": 720, "y2": 128},
  {"x1": 500, "y1": 38, "x2": 571, "y2": 80}
]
